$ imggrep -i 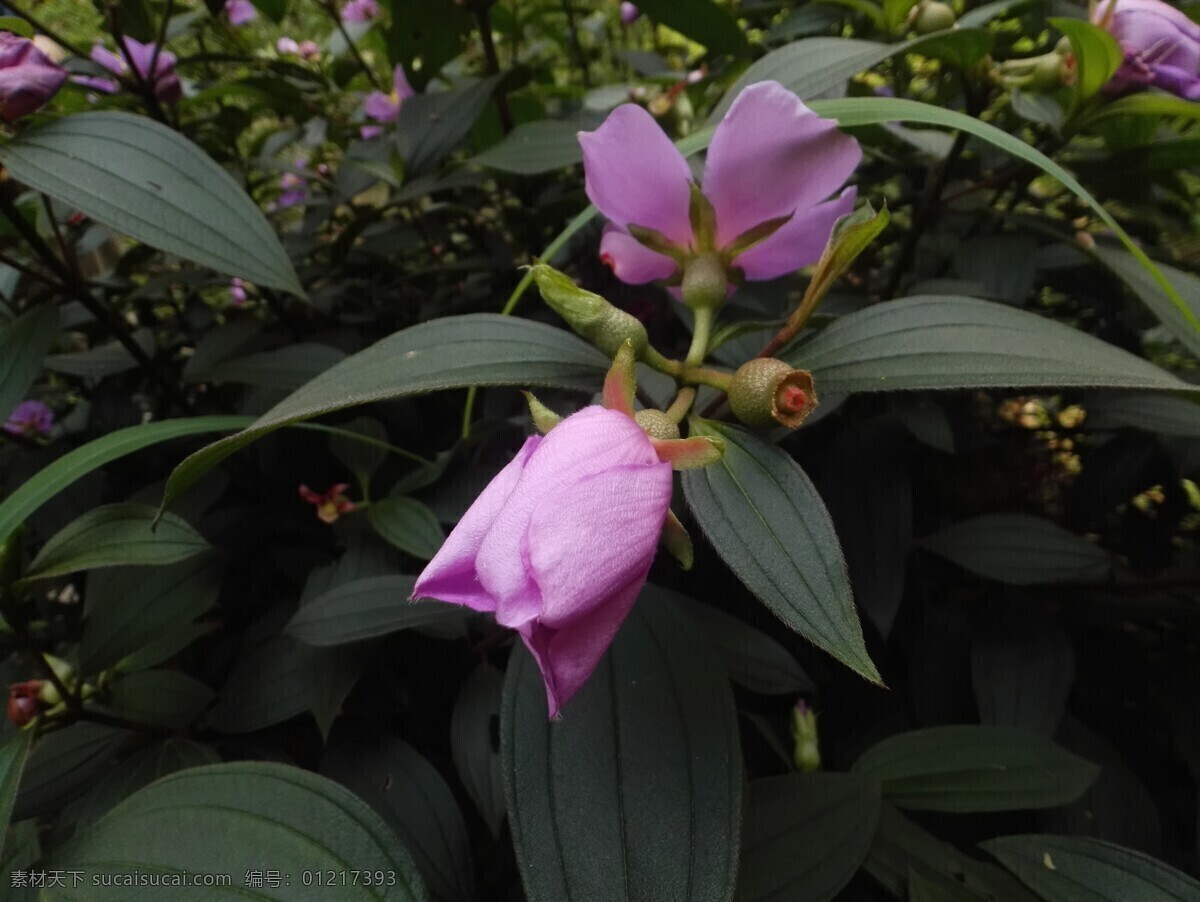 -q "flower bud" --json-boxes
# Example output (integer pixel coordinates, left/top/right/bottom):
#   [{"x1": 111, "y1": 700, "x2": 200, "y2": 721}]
[
  {"x1": 791, "y1": 700, "x2": 821, "y2": 772},
  {"x1": 0, "y1": 33, "x2": 68, "y2": 122},
  {"x1": 908, "y1": 0, "x2": 956, "y2": 33},
  {"x1": 7, "y1": 680, "x2": 41, "y2": 727},
  {"x1": 728, "y1": 359, "x2": 818, "y2": 429},
  {"x1": 635, "y1": 409, "x2": 681, "y2": 441},
  {"x1": 531, "y1": 263, "x2": 649, "y2": 357},
  {"x1": 680, "y1": 253, "x2": 728, "y2": 311}
]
